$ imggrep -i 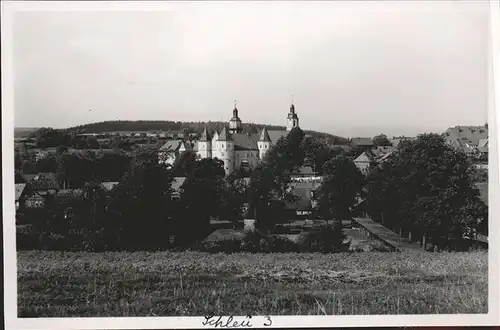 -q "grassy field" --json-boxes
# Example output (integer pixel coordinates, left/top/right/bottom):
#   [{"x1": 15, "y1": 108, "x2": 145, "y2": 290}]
[{"x1": 18, "y1": 250, "x2": 487, "y2": 316}]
